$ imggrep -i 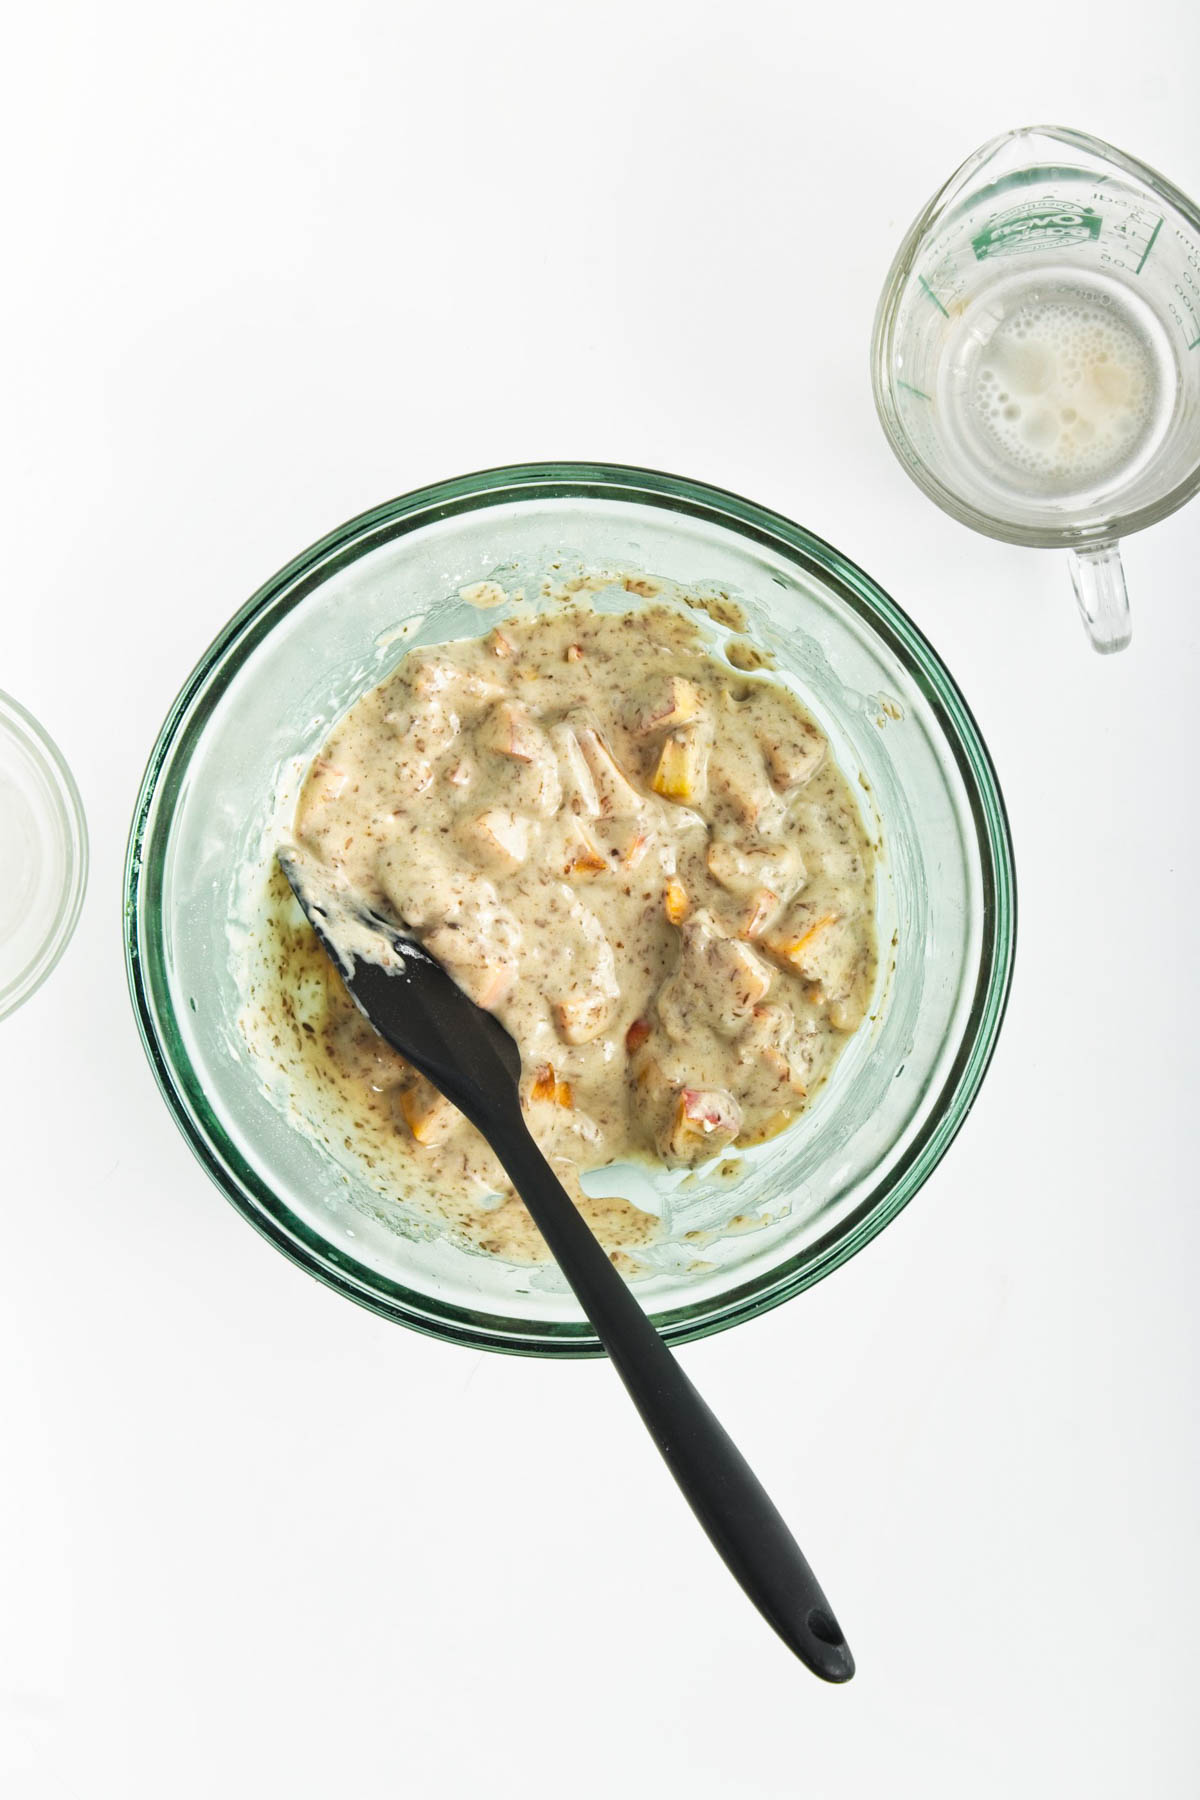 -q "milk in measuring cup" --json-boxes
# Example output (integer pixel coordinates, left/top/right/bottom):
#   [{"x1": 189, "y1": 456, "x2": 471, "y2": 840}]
[{"x1": 942, "y1": 271, "x2": 1177, "y2": 505}]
